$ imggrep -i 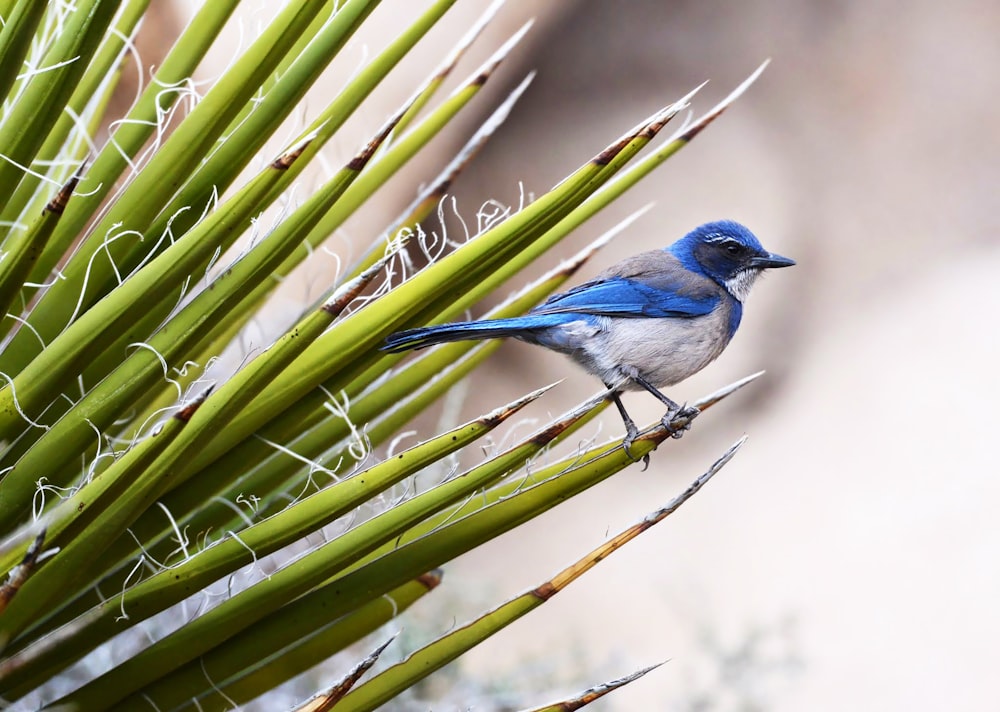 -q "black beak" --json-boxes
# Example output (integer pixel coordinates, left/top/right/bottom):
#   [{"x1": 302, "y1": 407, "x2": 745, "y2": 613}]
[{"x1": 749, "y1": 251, "x2": 795, "y2": 269}]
